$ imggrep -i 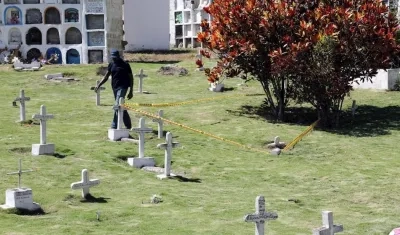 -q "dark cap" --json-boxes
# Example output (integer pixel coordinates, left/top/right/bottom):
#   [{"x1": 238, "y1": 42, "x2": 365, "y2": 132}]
[{"x1": 110, "y1": 49, "x2": 120, "y2": 59}]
